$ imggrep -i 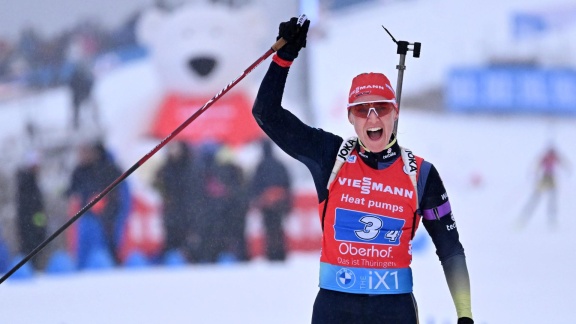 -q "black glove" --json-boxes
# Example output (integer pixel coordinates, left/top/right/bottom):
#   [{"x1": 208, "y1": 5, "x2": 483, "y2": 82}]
[
  {"x1": 457, "y1": 317, "x2": 474, "y2": 324},
  {"x1": 276, "y1": 17, "x2": 310, "y2": 61}
]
